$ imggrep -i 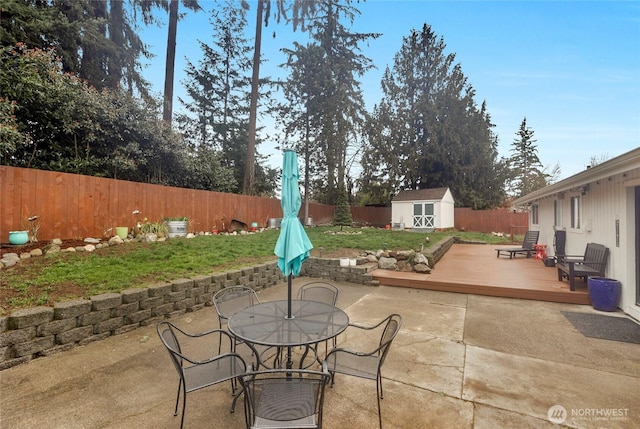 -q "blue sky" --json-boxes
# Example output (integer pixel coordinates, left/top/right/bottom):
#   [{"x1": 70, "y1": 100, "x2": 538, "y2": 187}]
[{"x1": 140, "y1": 0, "x2": 640, "y2": 181}]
